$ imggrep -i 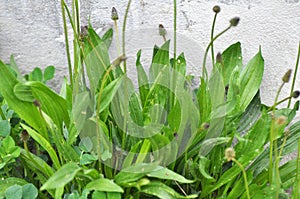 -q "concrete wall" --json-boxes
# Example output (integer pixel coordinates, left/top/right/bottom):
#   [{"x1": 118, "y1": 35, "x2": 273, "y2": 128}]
[{"x1": 0, "y1": 0, "x2": 299, "y2": 109}]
